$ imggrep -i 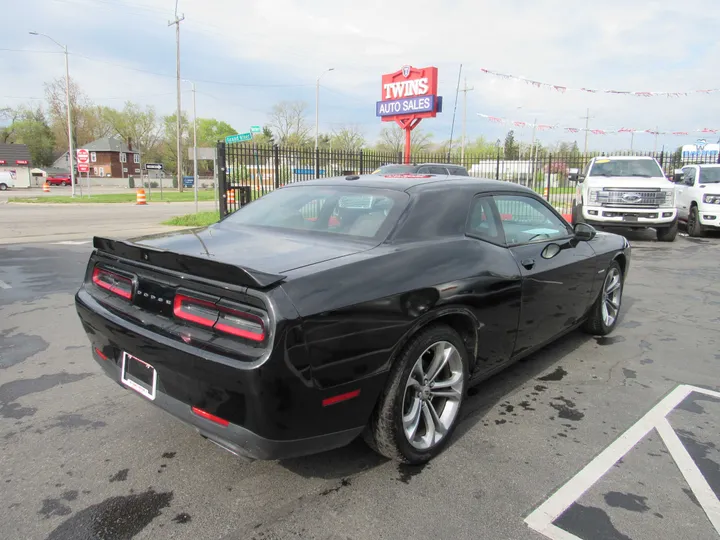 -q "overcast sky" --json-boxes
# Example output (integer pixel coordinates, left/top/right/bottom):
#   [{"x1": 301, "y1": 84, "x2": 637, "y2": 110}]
[{"x1": 3, "y1": 0, "x2": 720, "y2": 152}]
